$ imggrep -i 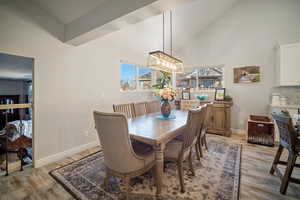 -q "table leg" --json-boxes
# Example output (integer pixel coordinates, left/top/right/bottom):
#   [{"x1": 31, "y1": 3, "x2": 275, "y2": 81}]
[{"x1": 155, "y1": 144, "x2": 164, "y2": 197}]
